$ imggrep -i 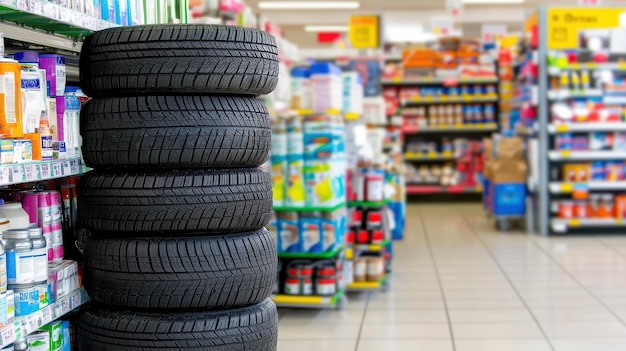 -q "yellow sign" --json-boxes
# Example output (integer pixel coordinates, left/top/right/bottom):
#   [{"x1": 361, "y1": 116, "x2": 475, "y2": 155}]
[
  {"x1": 349, "y1": 15, "x2": 379, "y2": 49},
  {"x1": 547, "y1": 8, "x2": 625, "y2": 49}
]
